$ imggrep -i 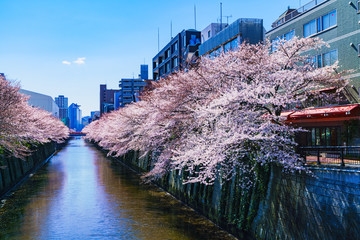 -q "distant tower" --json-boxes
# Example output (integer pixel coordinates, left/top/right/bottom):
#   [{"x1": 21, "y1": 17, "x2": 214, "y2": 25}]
[
  {"x1": 140, "y1": 64, "x2": 148, "y2": 80},
  {"x1": 68, "y1": 103, "x2": 82, "y2": 131},
  {"x1": 55, "y1": 95, "x2": 69, "y2": 125}
]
